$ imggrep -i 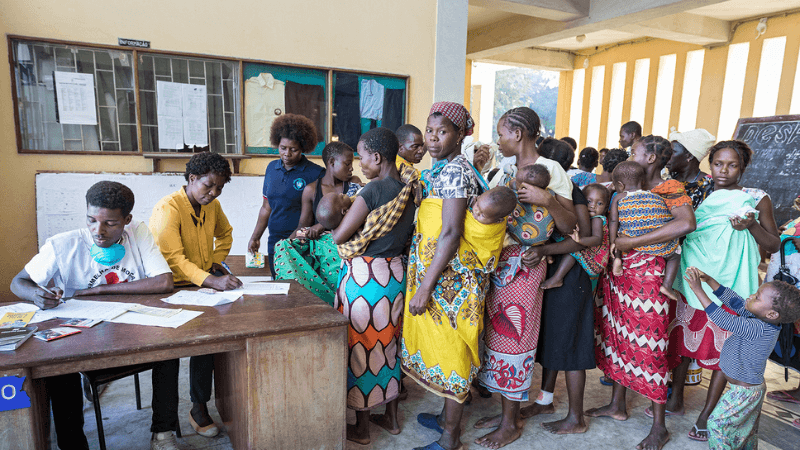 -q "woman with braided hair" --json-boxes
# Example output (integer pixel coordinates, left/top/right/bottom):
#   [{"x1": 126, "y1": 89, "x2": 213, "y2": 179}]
[
  {"x1": 472, "y1": 108, "x2": 579, "y2": 448},
  {"x1": 589, "y1": 135, "x2": 696, "y2": 450}
]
